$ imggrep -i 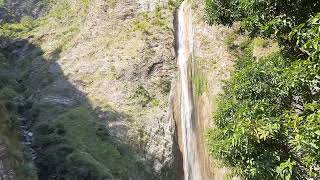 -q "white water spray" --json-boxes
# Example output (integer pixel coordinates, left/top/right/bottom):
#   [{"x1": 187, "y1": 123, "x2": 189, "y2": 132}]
[{"x1": 177, "y1": 1, "x2": 201, "y2": 180}]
